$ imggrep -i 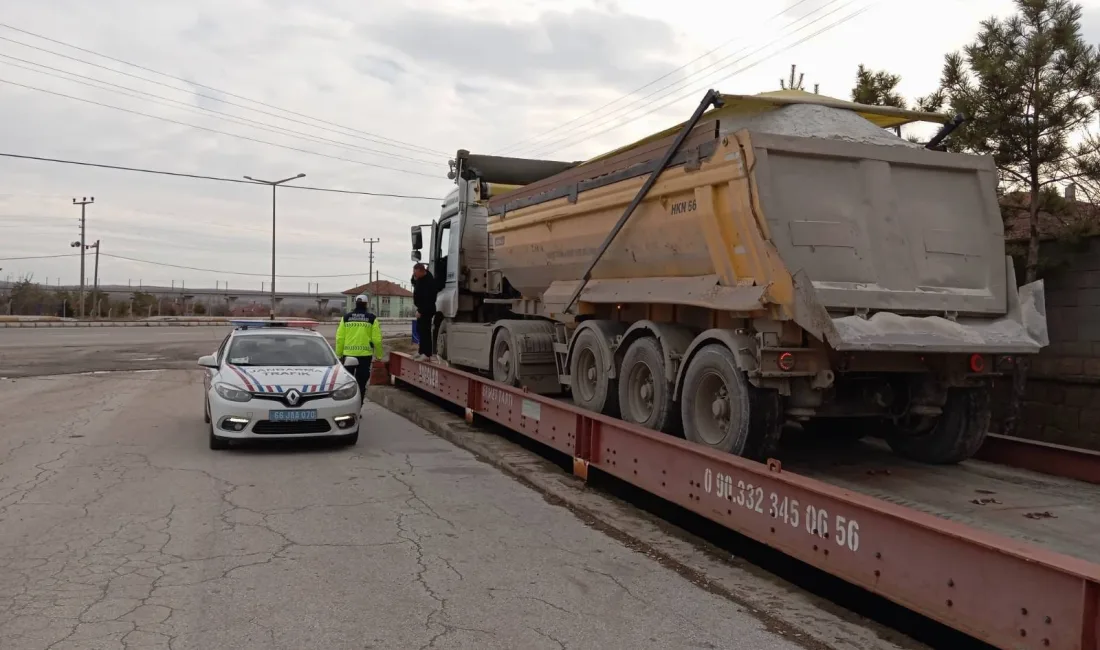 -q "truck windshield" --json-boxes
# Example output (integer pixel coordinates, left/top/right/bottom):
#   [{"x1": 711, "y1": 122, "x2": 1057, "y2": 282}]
[{"x1": 226, "y1": 335, "x2": 337, "y2": 367}]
